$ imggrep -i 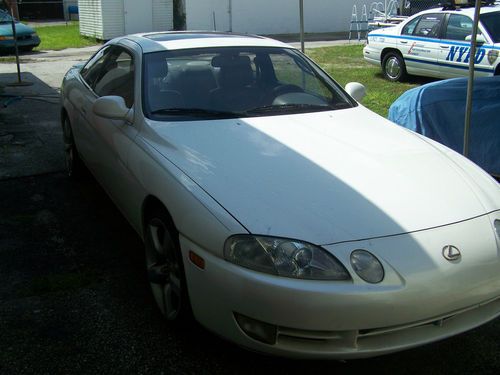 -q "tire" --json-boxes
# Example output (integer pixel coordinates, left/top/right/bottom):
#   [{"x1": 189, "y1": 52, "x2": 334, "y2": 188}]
[
  {"x1": 19, "y1": 46, "x2": 34, "y2": 53},
  {"x1": 144, "y1": 208, "x2": 190, "y2": 321},
  {"x1": 382, "y1": 52, "x2": 407, "y2": 82},
  {"x1": 61, "y1": 116, "x2": 85, "y2": 178}
]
